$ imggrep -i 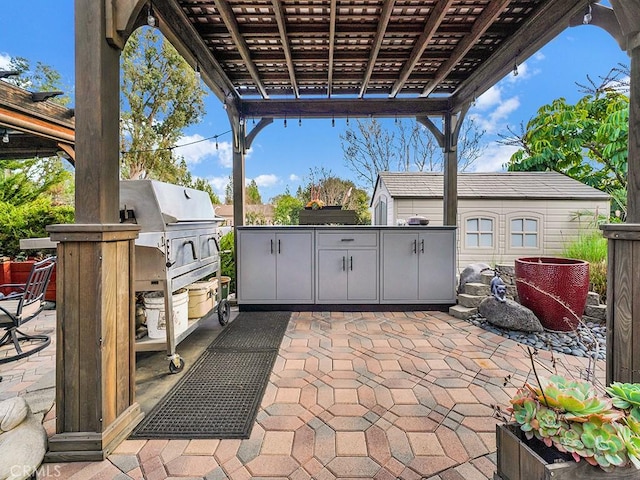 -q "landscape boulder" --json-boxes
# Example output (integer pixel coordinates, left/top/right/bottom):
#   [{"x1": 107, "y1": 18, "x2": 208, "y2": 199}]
[
  {"x1": 479, "y1": 296, "x2": 544, "y2": 333},
  {"x1": 0, "y1": 397, "x2": 47, "y2": 480},
  {"x1": 458, "y1": 263, "x2": 491, "y2": 294}
]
